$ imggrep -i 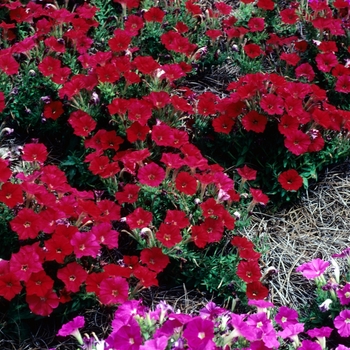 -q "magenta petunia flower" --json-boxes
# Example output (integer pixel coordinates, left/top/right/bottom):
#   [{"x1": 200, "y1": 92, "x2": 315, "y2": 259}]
[
  {"x1": 334, "y1": 310, "x2": 350, "y2": 337},
  {"x1": 278, "y1": 323, "x2": 304, "y2": 341},
  {"x1": 295, "y1": 258, "x2": 330, "y2": 279},
  {"x1": 230, "y1": 313, "x2": 257, "y2": 342},
  {"x1": 183, "y1": 317, "x2": 215, "y2": 349},
  {"x1": 306, "y1": 326, "x2": 332, "y2": 338},
  {"x1": 275, "y1": 306, "x2": 299, "y2": 328},
  {"x1": 57, "y1": 316, "x2": 85, "y2": 345},
  {"x1": 299, "y1": 339, "x2": 322, "y2": 350},
  {"x1": 138, "y1": 162, "x2": 165, "y2": 187},
  {"x1": 306, "y1": 326, "x2": 332, "y2": 349},
  {"x1": 248, "y1": 299, "x2": 274, "y2": 313},
  {"x1": 199, "y1": 301, "x2": 226, "y2": 320},
  {"x1": 337, "y1": 283, "x2": 350, "y2": 305},
  {"x1": 107, "y1": 317, "x2": 142, "y2": 350},
  {"x1": 140, "y1": 336, "x2": 169, "y2": 350}
]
